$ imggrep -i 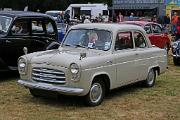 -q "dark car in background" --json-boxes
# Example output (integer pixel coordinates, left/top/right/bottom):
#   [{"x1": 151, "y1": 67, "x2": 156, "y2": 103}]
[
  {"x1": 172, "y1": 40, "x2": 180, "y2": 65},
  {"x1": 121, "y1": 21, "x2": 171, "y2": 51},
  {"x1": 0, "y1": 11, "x2": 59, "y2": 71}
]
